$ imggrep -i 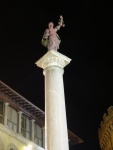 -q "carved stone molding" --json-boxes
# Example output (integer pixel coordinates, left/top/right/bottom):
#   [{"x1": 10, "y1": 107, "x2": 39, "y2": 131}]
[
  {"x1": 98, "y1": 106, "x2": 113, "y2": 150},
  {"x1": 35, "y1": 50, "x2": 71, "y2": 69}
]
